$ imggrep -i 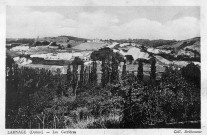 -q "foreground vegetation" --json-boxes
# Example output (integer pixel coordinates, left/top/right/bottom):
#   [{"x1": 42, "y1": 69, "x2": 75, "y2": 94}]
[{"x1": 6, "y1": 50, "x2": 200, "y2": 128}]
